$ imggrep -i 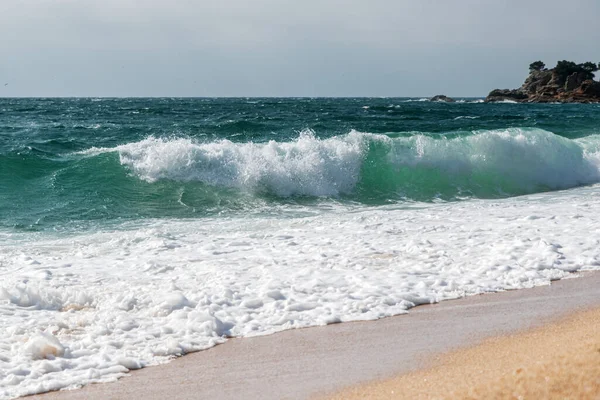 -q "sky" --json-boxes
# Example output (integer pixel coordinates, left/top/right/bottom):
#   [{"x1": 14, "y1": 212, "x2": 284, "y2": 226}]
[{"x1": 0, "y1": 0, "x2": 599, "y2": 97}]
